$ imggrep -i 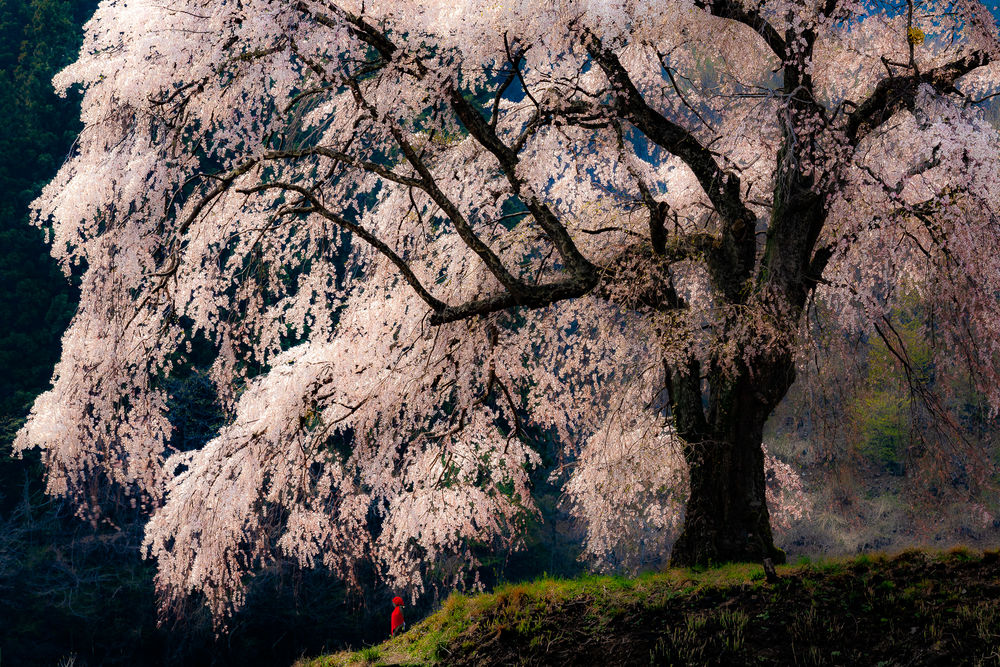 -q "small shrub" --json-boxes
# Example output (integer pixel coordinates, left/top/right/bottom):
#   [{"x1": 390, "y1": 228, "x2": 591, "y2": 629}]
[
  {"x1": 946, "y1": 546, "x2": 975, "y2": 562},
  {"x1": 358, "y1": 646, "x2": 380, "y2": 664}
]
